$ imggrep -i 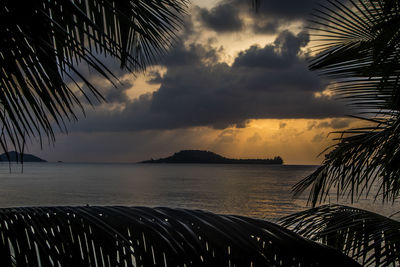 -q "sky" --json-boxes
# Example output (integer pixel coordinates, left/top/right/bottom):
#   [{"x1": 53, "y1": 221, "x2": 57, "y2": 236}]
[{"x1": 29, "y1": 0, "x2": 362, "y2": 165}]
